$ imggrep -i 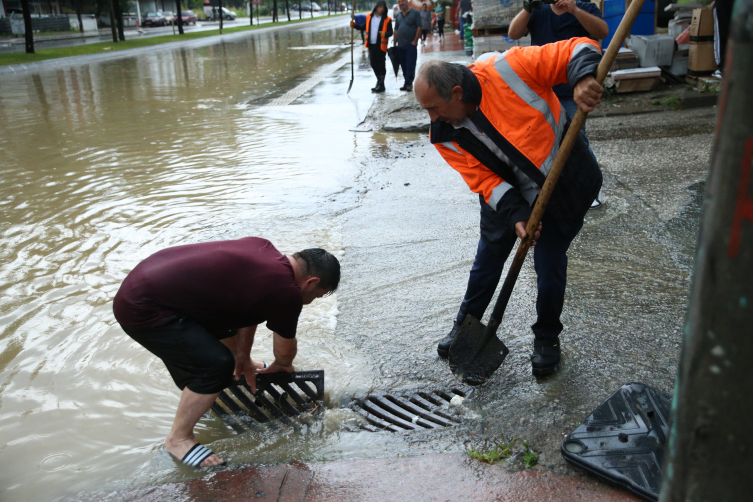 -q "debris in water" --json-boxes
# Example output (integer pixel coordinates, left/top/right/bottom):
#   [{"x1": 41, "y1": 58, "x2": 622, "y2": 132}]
[{"x1": 450, "y1": 395, "x2": 465, "y2": 407}]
